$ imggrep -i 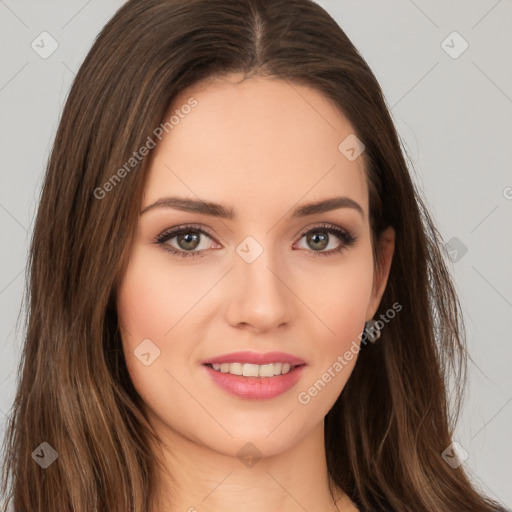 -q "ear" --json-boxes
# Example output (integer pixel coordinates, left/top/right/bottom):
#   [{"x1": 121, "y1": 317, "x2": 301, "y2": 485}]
[{"x1": 365, "y1": 226, "x2": 395, "y2": 320}]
